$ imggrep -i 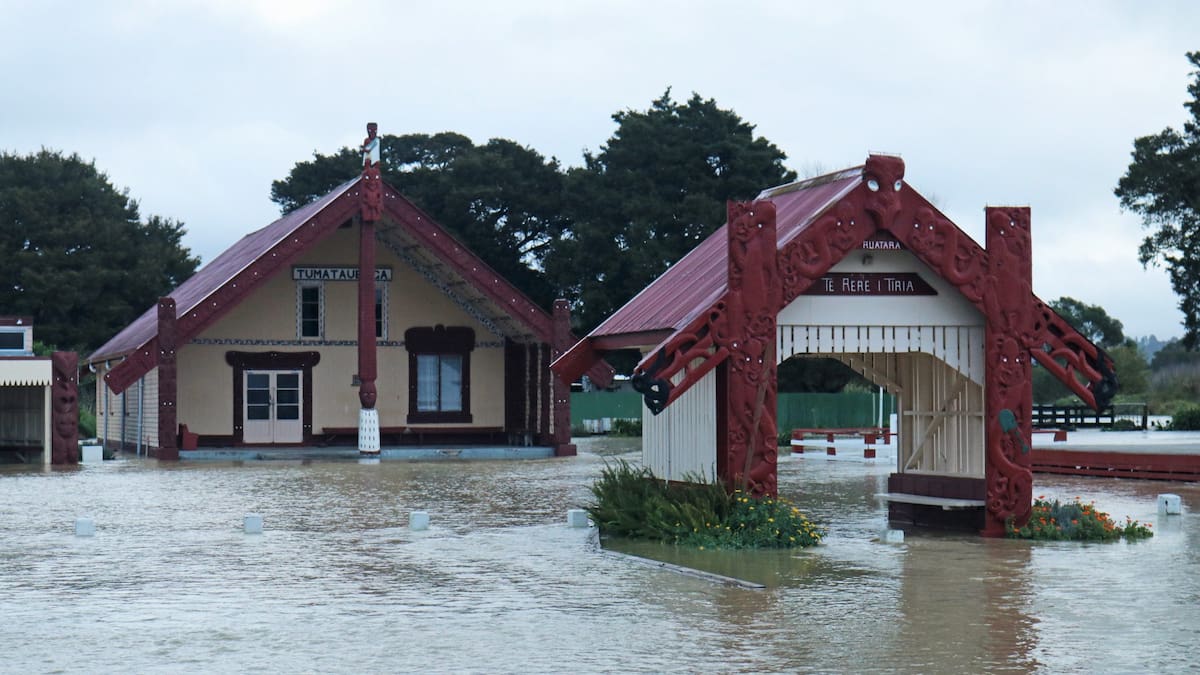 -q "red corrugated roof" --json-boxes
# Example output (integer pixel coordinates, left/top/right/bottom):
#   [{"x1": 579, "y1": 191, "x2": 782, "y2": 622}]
[
  {"x1": 90, "y1": 179, "x2": 358, "y2": 362},
  {"x1": 587, "y1": 167, "x2": 861, "y2": 338}
]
